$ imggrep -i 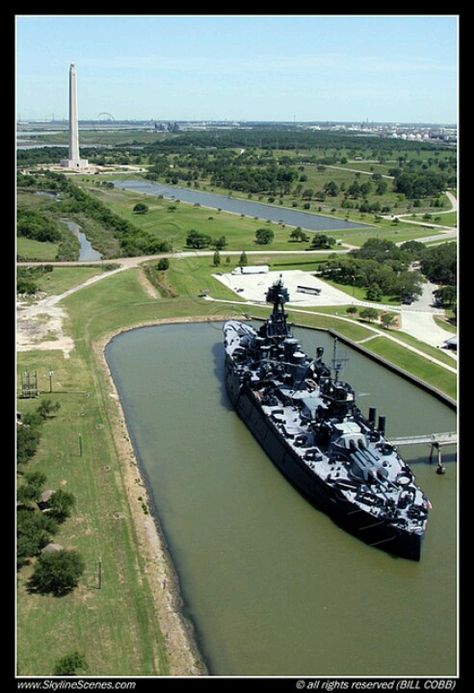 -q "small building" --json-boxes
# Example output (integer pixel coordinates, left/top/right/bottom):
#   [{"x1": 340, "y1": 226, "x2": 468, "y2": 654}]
[{"x1": 231, "y1": 265, "x2": 269, "y2": 275}]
